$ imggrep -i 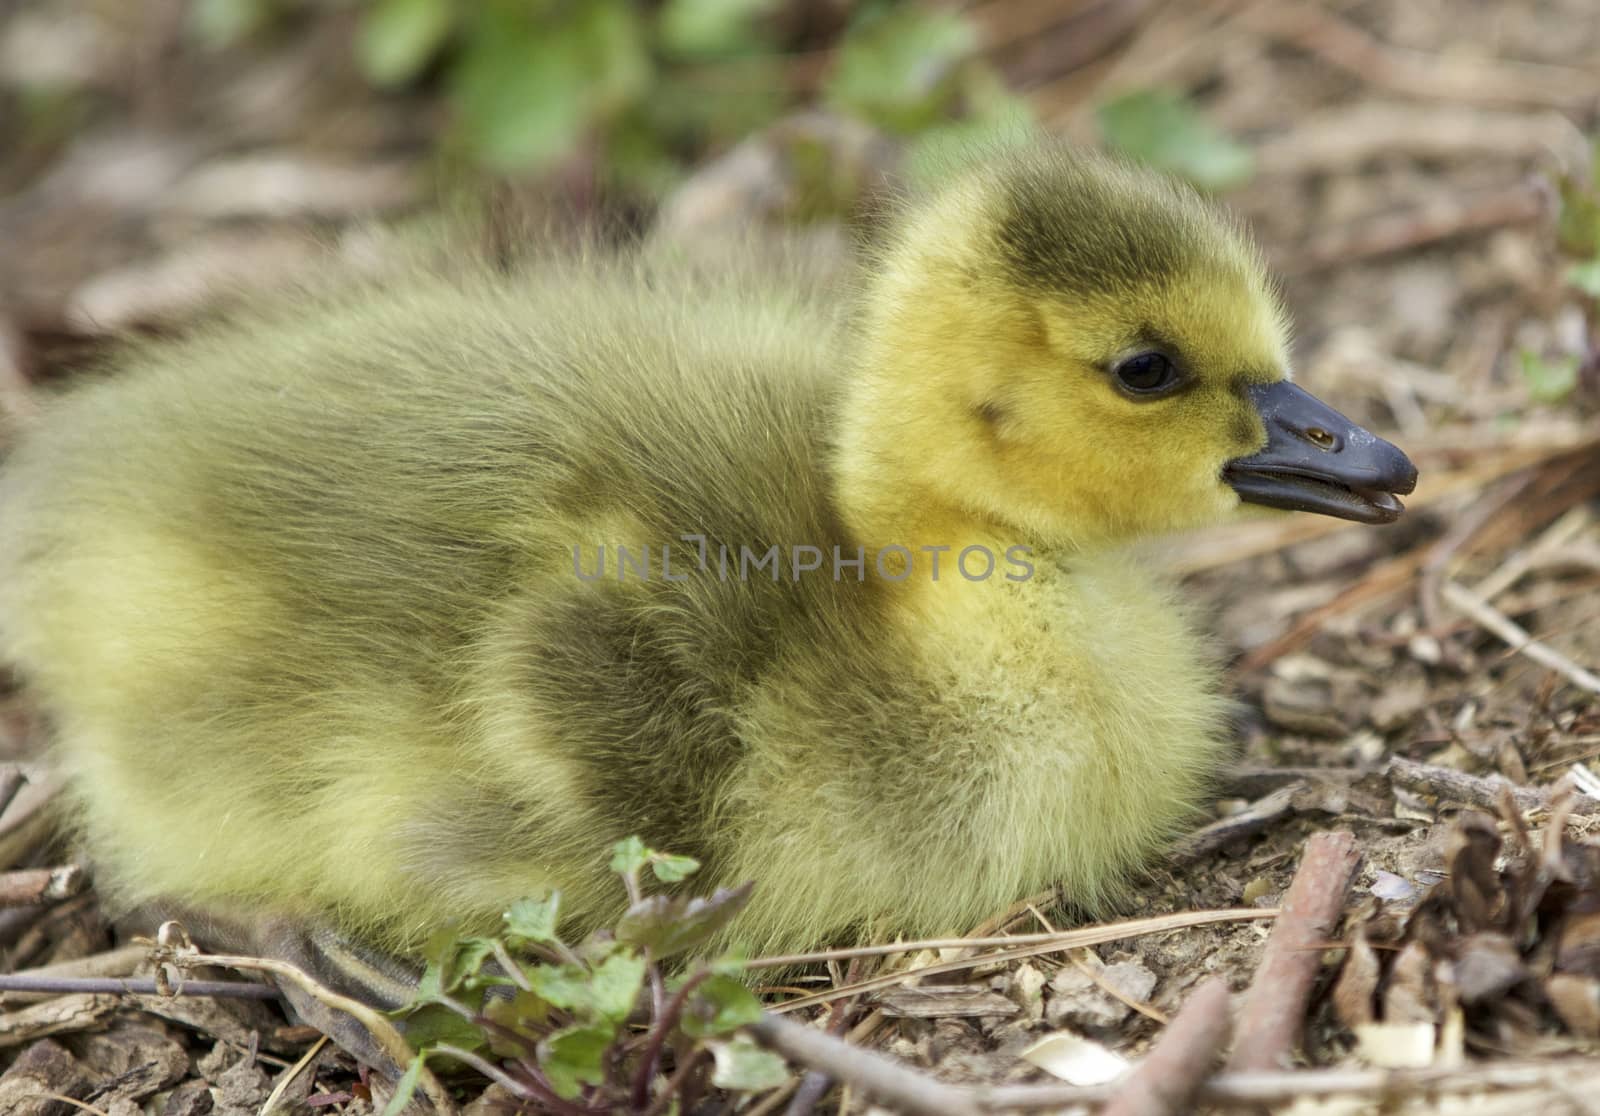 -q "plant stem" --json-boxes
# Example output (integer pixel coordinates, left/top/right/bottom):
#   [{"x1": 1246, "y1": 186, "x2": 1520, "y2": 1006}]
[
  {"x1": 630, "y1": 969, "x2": 711, "y2": 1110},
  {"x1": 638, "y1": 1048, "x2": 709, "y2": 1116}
]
